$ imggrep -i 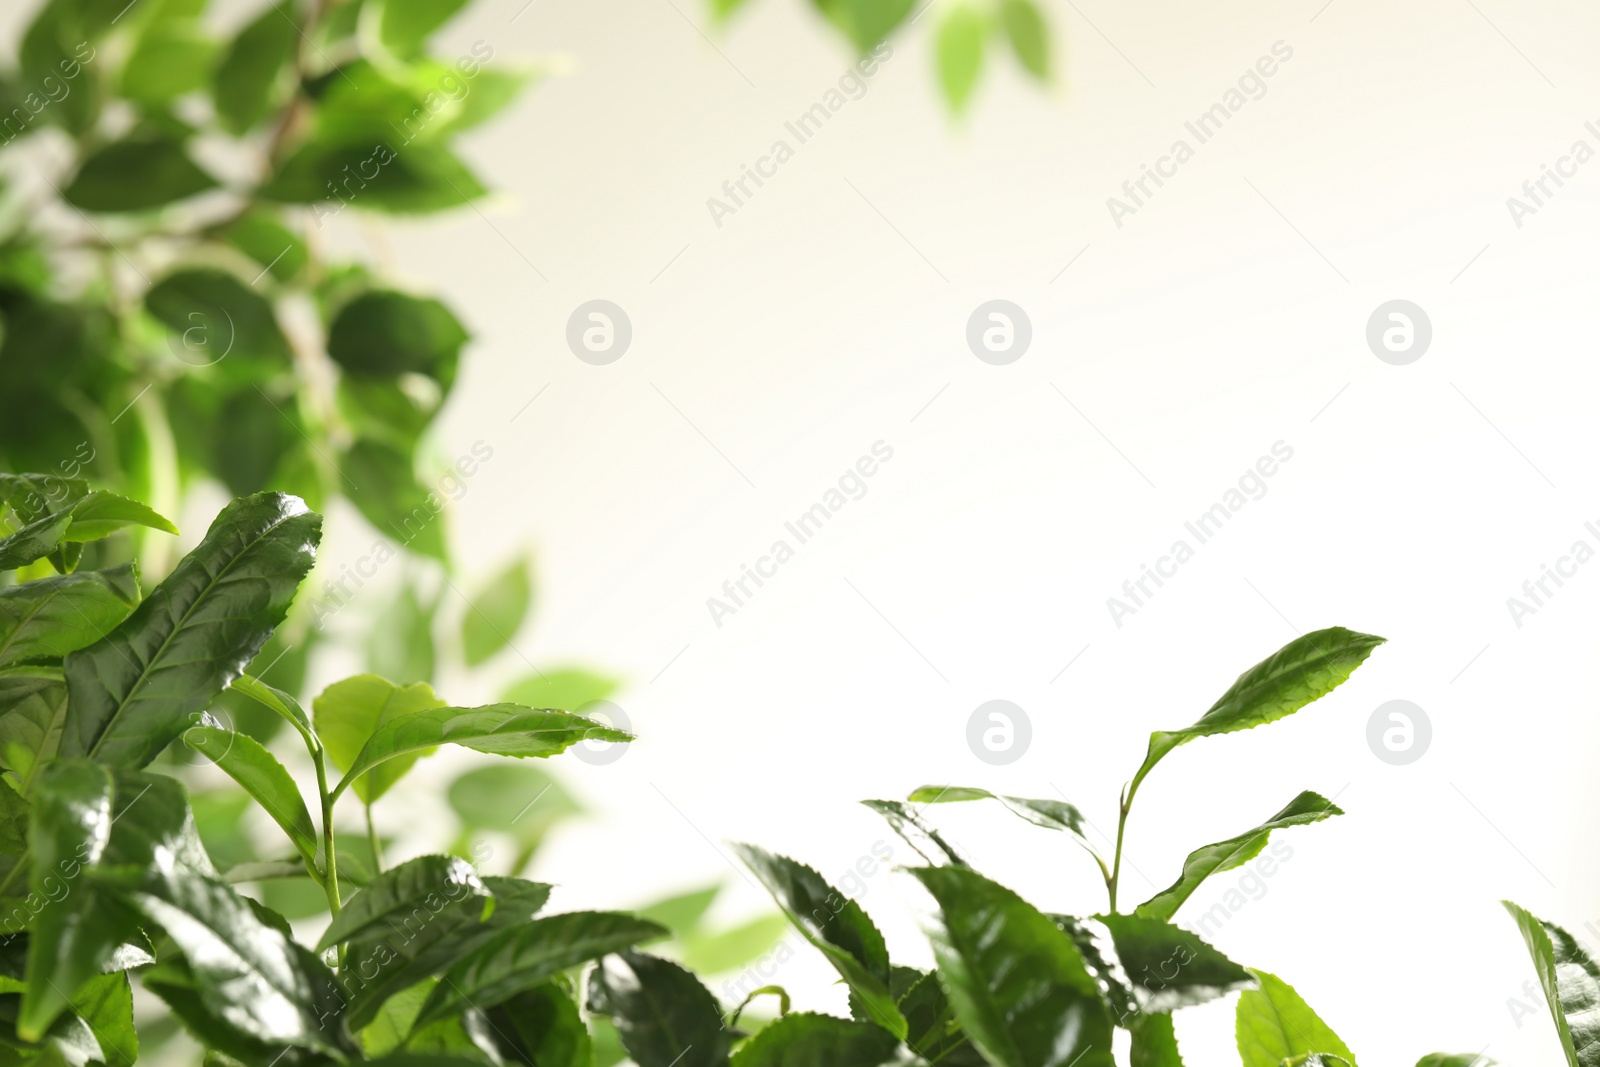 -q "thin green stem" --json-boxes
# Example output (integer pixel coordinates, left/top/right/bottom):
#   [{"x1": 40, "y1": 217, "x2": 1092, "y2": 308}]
[
  {"x1": 365, "y1": 805, "x2": 383, "y2": 873},
  {"x1": 1108, "y1": 784, "x2": 1135, "y2": 914},
  {"x1": 312, "y1": 748, "x2": 340, "y2": 917}
]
